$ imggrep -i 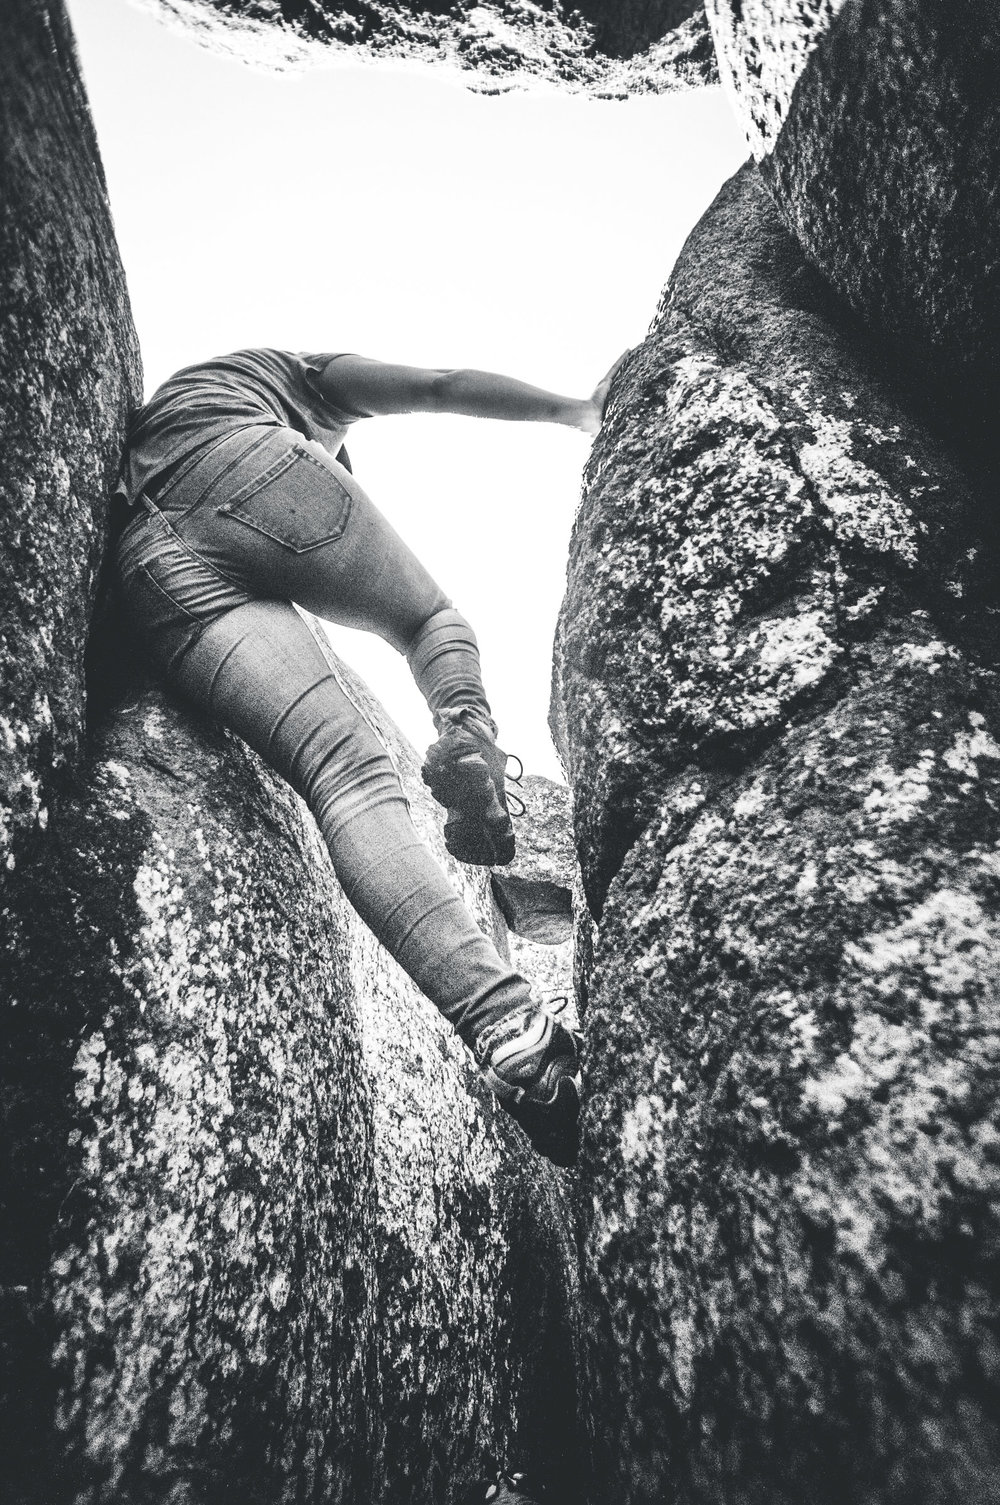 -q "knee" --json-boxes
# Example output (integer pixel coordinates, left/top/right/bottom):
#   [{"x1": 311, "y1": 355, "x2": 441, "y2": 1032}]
[
  {"x1": 305, "y1": 719, "x2": 406, "y2": 835},
  {"x1": 377, "y1": 590, "x2": 449, "y2": 657},
  {"x1": 404, "y1": 604, "x2": 478, "y2": 667}
]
